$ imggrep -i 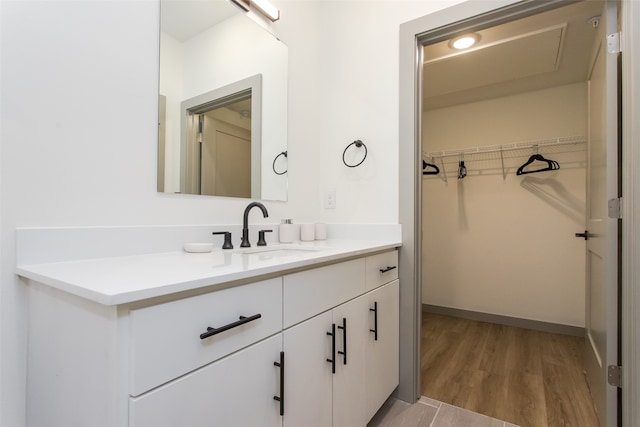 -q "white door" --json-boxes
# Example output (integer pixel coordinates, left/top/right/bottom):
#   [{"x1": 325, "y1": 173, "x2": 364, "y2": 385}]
[
  {"x1": 584, "y1": 1, "x2": 620, "y2": 426},
  {"x1": 201, "y1": 116, "x2": 251, "y2": 198},
  {"x1": 332, "y1": 296, "x2": 367, "y2": 427},
  {"x1": 283, "y1": 311, "x2": 333, "y2": 427},
  {"x1": 366, "y1": 280, "x2": 400, "y2": 421}
]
